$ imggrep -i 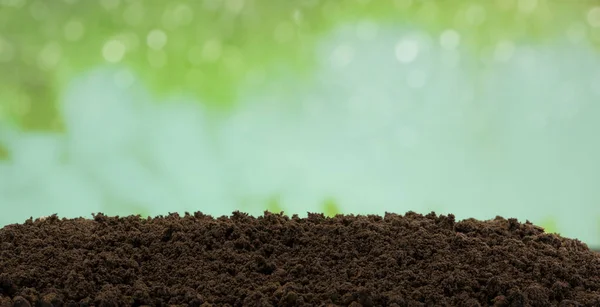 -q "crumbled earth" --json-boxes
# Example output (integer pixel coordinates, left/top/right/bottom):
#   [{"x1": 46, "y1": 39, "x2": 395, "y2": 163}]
[{"x1": 0, "y1": 211, "x2": 599, "y2": 306}]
